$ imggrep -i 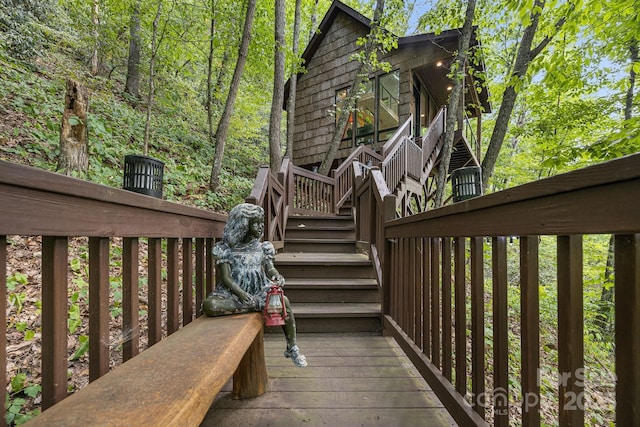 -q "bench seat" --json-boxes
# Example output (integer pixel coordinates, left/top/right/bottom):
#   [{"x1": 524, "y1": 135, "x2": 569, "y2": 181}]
[{"x1": 26, "y1": 313, "x2": 267, "y2": 427}]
